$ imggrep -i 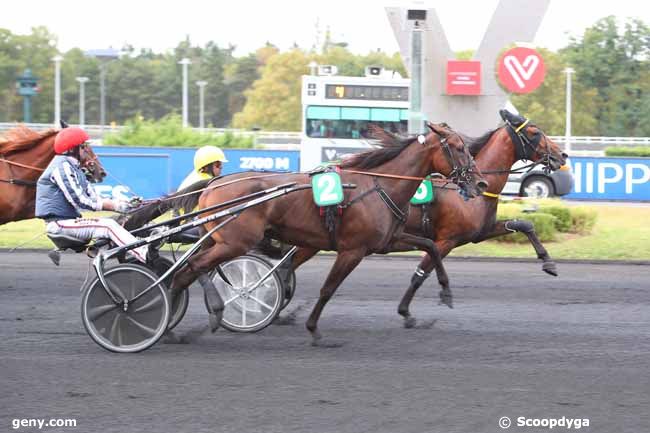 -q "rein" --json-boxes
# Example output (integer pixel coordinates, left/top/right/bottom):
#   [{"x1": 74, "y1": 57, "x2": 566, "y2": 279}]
[
  {"x1": 0, "y1": 156, "x2": 45, "y2": 188},
  {"x1": 142, "y1": 172, "x2": 291, "y2": 205},
  {"x1": 0, "y1": 157, "x2": 46, "y2": 171}
]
